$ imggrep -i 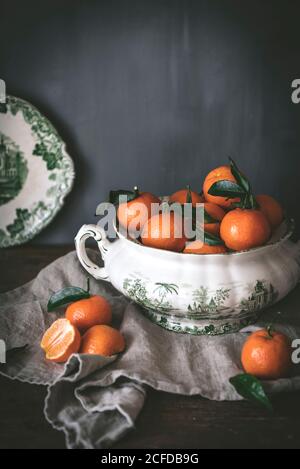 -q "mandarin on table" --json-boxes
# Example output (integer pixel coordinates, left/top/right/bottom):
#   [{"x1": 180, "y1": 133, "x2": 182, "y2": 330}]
[
  {"x1": 220, "y1": 208, "x2": 271, "y2": 251},
  {"x1": 80, "y1": 325, "x2": 125, "y2": 357},
  {"x1": 66, "y1": 295, "x2": 112, "y2": 332},
  {"x1": 241, "y1": 328, "x2": 292, "y2": 380},
  {"x1": 169, "y1": 188, "x2": 204, "y2": 206},
  {"x1": 41, "y1": 318, "x2": 81, "y2": 363},
  {"x1": 141, "y1": 212, "x2": 187, "y2": 252},
  {"x1": 117, "y1": 191, "x2": 160, "y2": 231},
  {"x1": 203, "y1": 165, "x2": 239, "y2": 208},
  {"x1": 256, "y1": 194, "x2": 284, "y2": 229}
]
